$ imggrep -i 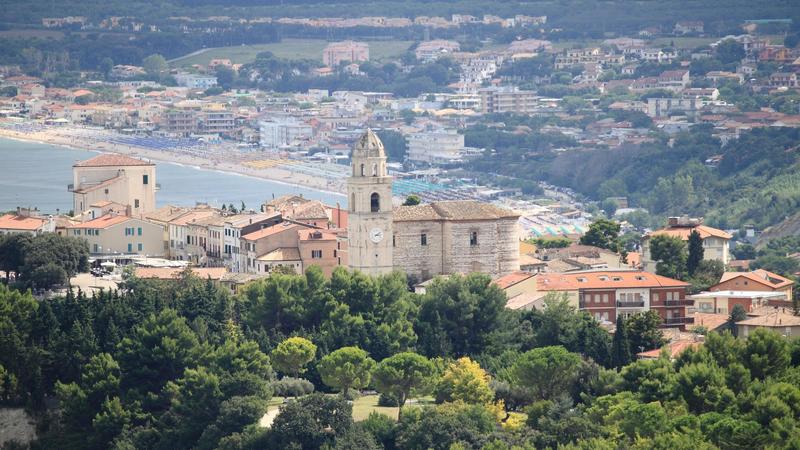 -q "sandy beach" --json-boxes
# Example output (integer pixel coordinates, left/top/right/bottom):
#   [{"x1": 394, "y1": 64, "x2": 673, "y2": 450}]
[{"x1": 0, "y1": 124, "x2": 347, "y2": 197}]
